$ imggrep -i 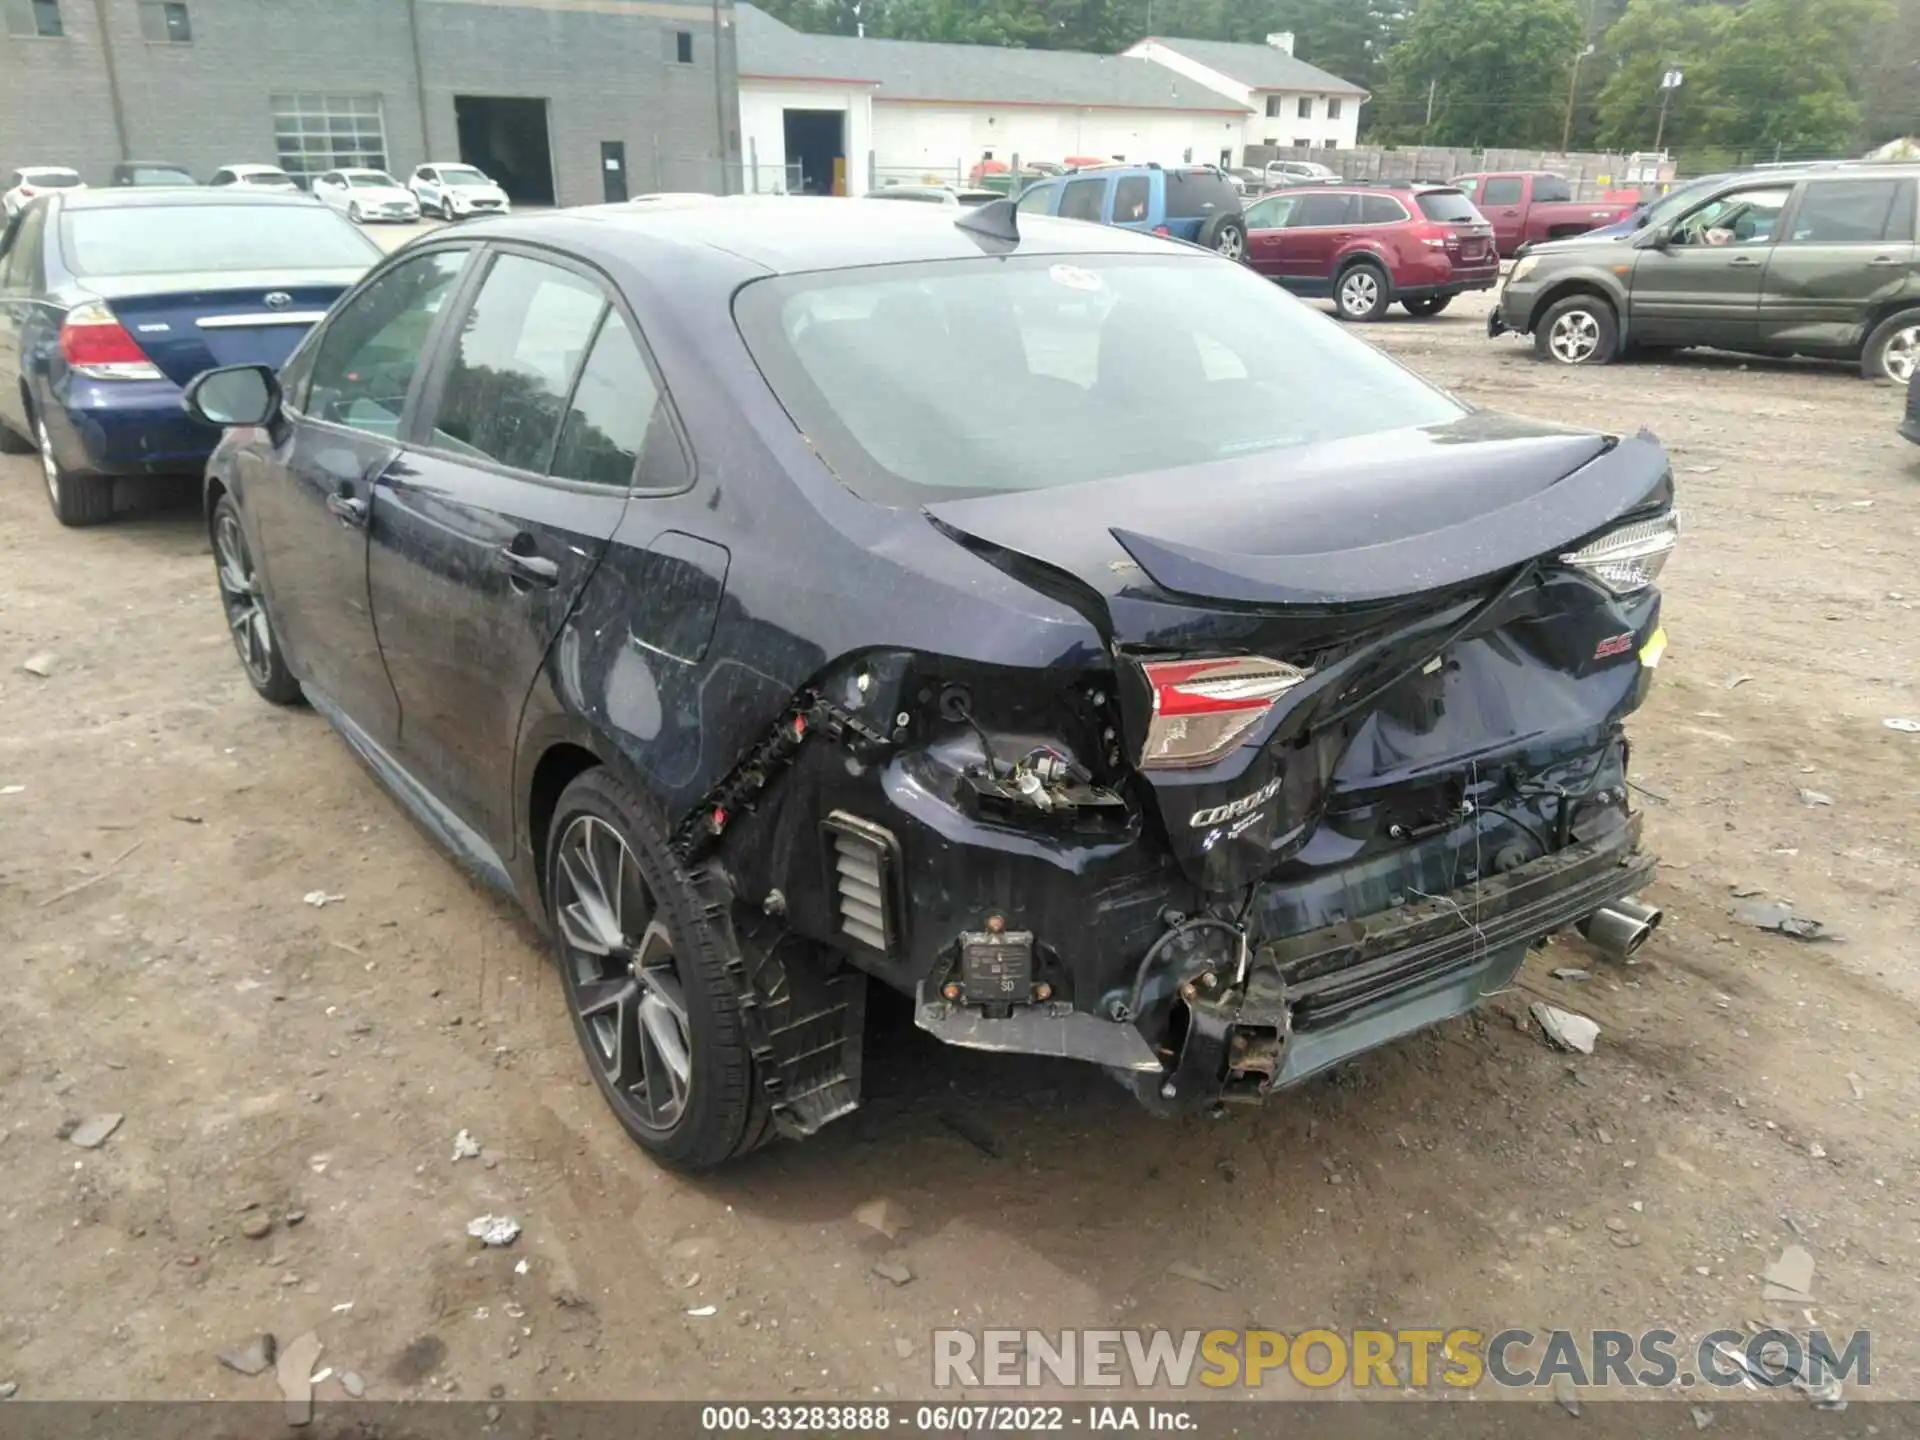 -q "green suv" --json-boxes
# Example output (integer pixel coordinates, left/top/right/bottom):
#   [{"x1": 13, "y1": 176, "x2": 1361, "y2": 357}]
[{"x1": 1489, "y1": 165, "x2": 1919, "y2": 385}]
